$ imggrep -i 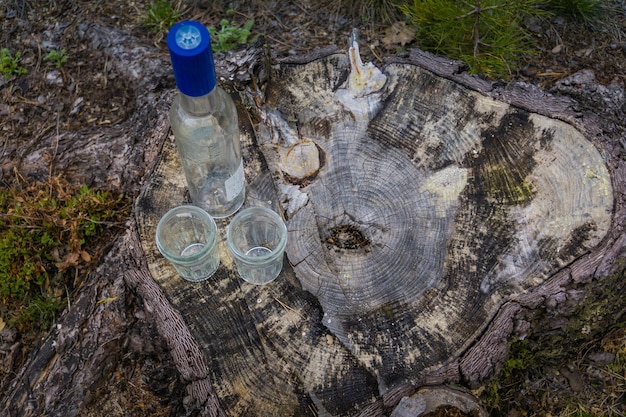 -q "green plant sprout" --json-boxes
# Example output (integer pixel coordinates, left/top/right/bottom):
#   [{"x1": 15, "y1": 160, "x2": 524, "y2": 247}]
[
  {"x1": 44, "y1": 49, "x2": 68, "y2": 68},
  {"x1": 0, "y1": 48, "x2": 27, "y2": 78},
  {"x1": 144, "y1": 0, "x2": 181, "y2": 33},
  {"x1": 209, "y1": 19, "x2": 256, "y2": 53},
  {"x1": 400, "y1": 0, "x2": 549, "y2": 78}
]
